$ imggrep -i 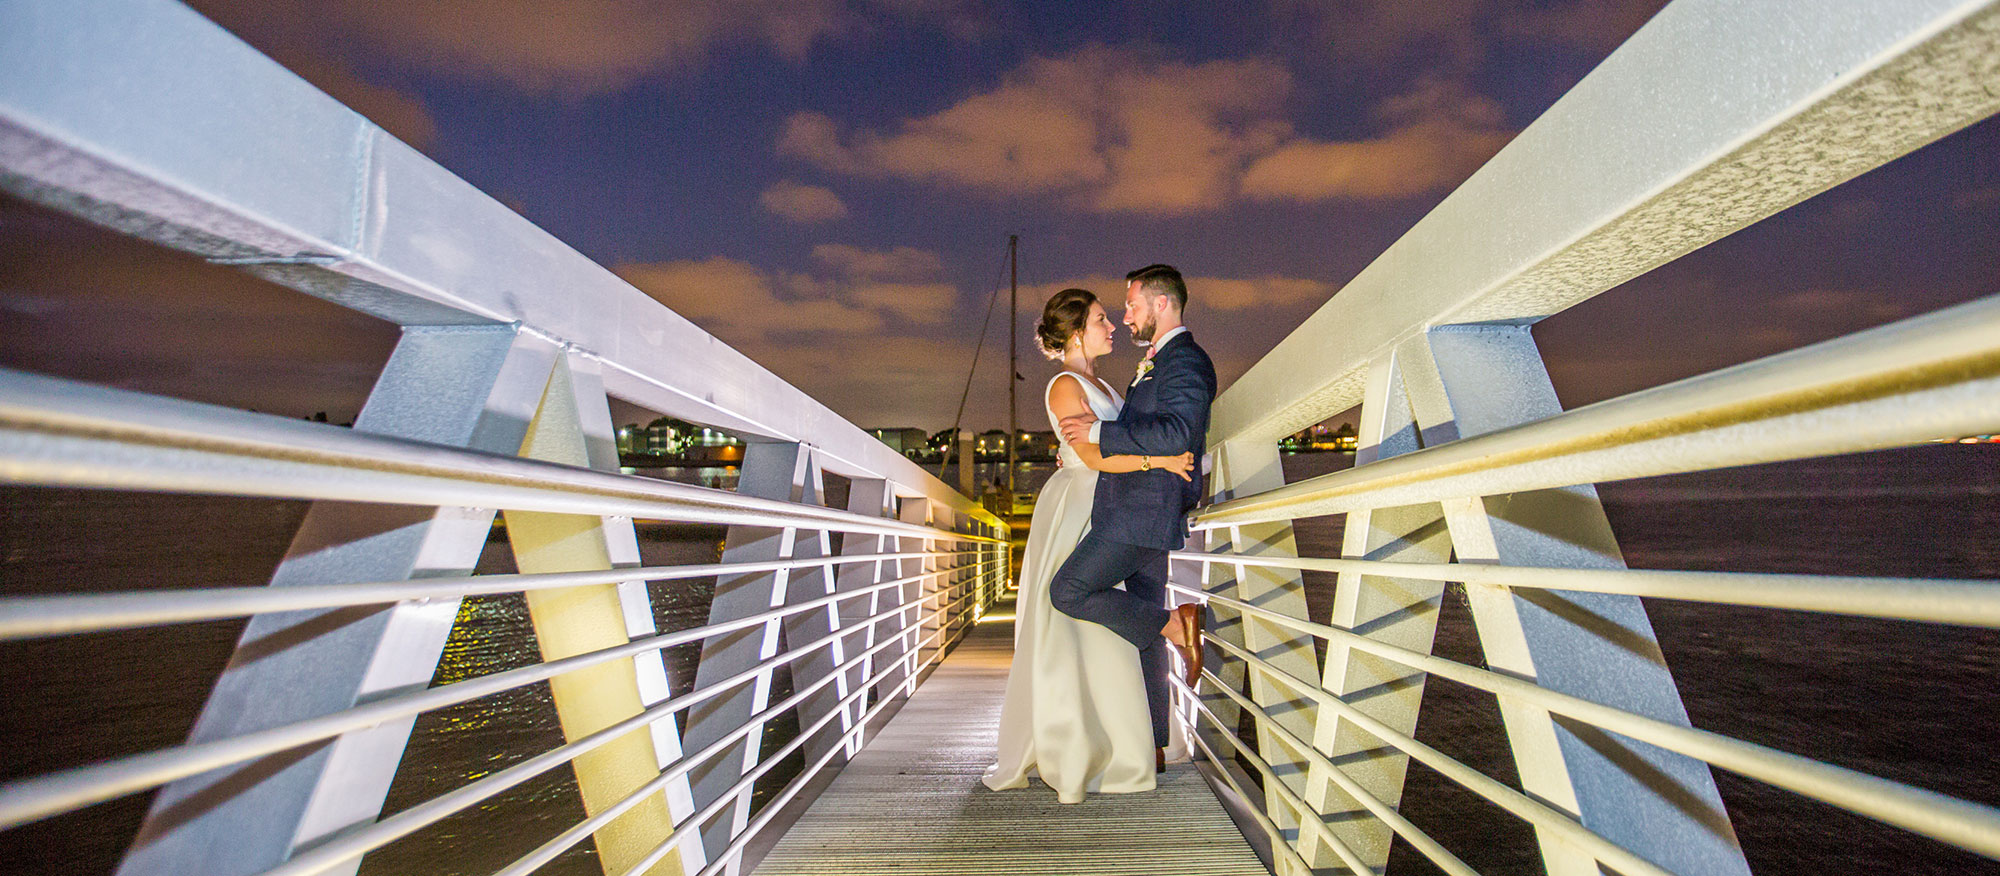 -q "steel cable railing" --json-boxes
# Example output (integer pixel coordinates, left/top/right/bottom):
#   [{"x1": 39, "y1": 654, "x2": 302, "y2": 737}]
[
  {"x1": 0, "y1": 562, "x2": 967, "y2": 829},
  {"x1": 1173, "y1": 580, "x2": 2000, "y2": 864},
  {"x1": 1171, "y1": 674, "x2": 1482, "y2": 876},
  {"x1": 1171, "y1": 225, "x2": 2000, "y2": 875},
  {"x1": 1177, "y1": 610, "x2": 1683, "y2": 876},
  {"x1": 0, "y1": 551, "x2": 978, "y2": 640},
  {"x1": 260, "y1": 585, "x2": 968, "y2": 876},
  {"x1": 1165, "y1": 5, "x2": 2000, "y2": 865},
  {"x1": 1174, "y1": 697, "x2": 1317, "y2": 876},
  {"x1": 1184, "y1": 672, "x2": 1477, "y2": 876},
  {"x1": 606, "y1": 616, "x2": 956, "y2": 876},
  {"x1": 1173, "y1": 553, "x2": 2000, "y2": 628},
  {"x1": 621, "y1": 582, "x2": 993, "y2": 876}
]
